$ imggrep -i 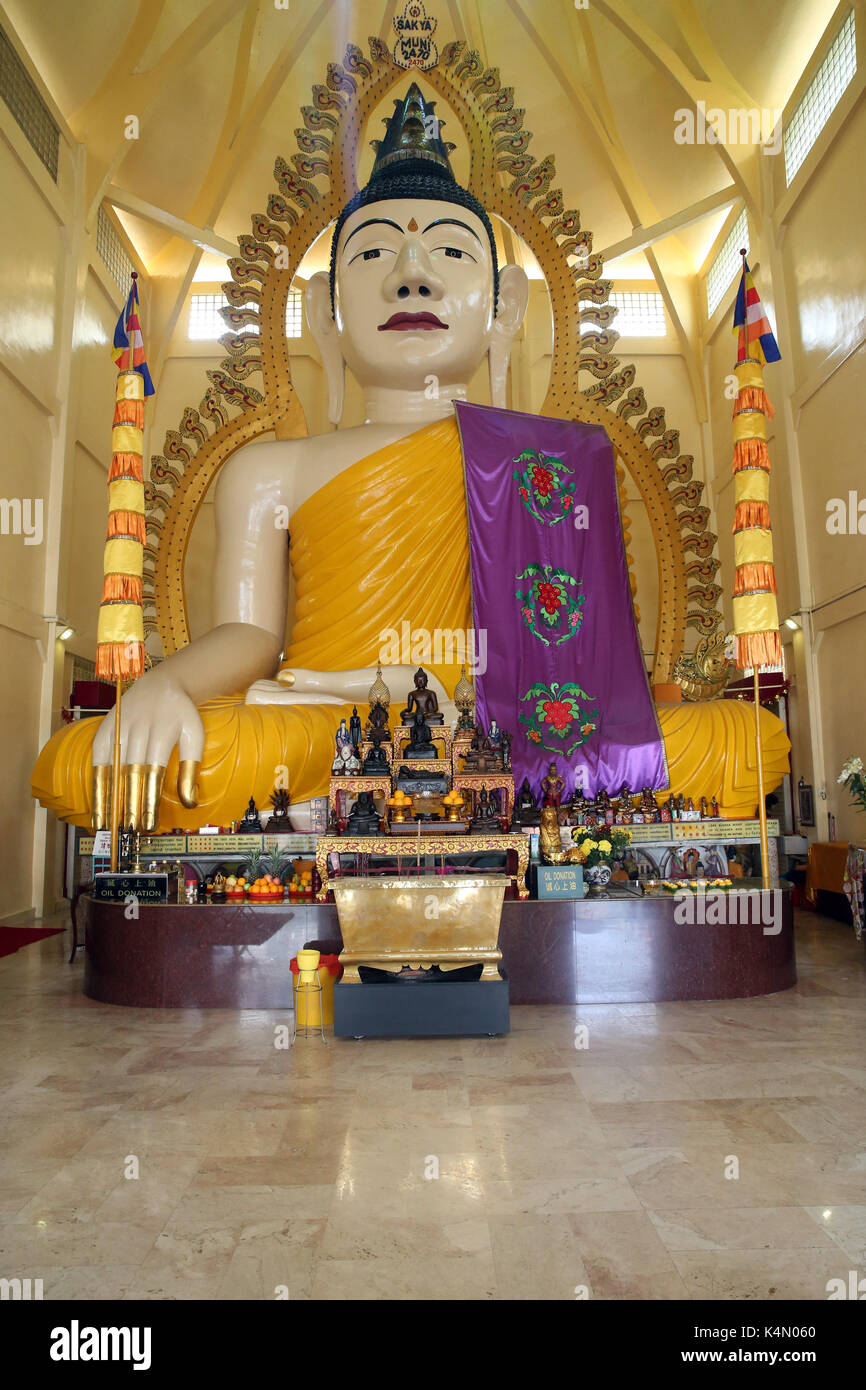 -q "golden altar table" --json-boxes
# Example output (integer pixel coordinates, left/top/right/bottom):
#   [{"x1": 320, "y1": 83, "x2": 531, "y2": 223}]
[
  {"x1": 331, "y1": 875, "x2": 508, "y2": 984},
  {"x1": 315, "y1": 832, "x2": 530, "y2": 901}
]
